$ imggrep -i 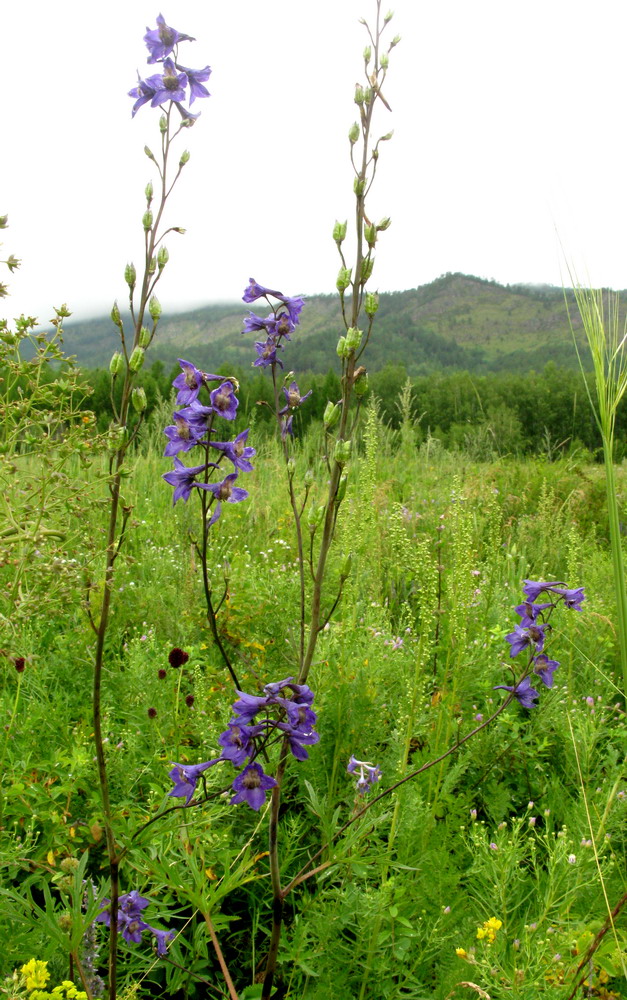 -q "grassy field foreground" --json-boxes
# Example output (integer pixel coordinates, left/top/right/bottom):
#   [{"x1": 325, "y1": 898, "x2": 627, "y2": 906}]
[{"x1": 1, "y1": 411, "x2": 626, "y2": 999}]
